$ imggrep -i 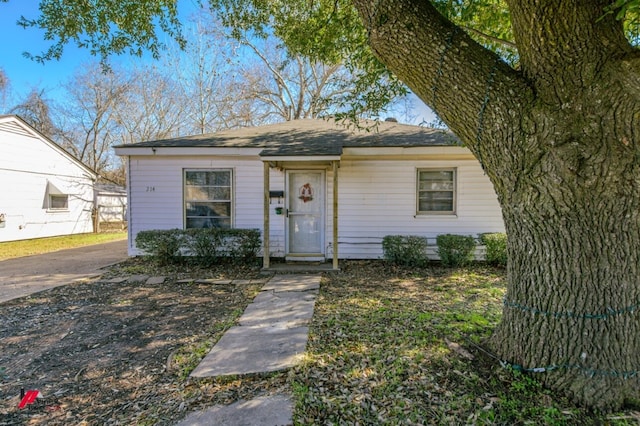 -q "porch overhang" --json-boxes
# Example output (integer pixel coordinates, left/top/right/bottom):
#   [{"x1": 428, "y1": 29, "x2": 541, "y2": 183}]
[{"x1": 260, "y1": 155, "x2": 340, "y2": 168}]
